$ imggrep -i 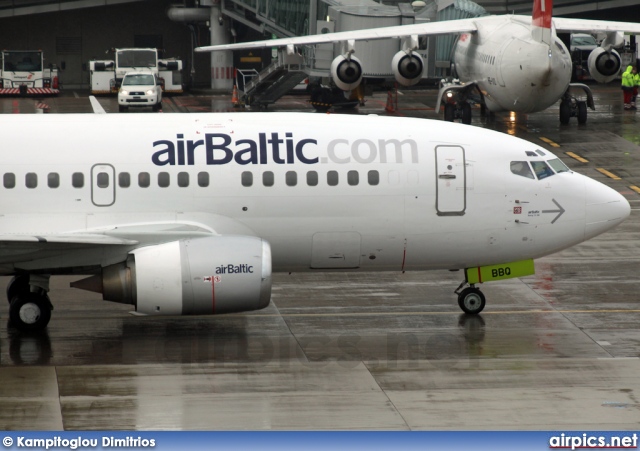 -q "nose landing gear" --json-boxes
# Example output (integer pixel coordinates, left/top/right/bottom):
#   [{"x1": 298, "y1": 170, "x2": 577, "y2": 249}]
[{"x1": 455, "y1": 282, "x2": 486, "y2": 315}]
